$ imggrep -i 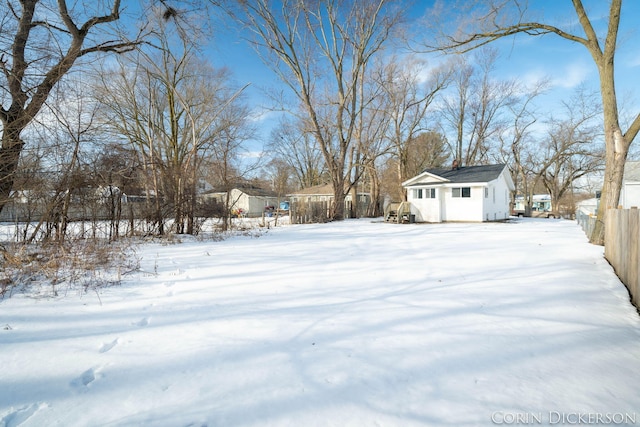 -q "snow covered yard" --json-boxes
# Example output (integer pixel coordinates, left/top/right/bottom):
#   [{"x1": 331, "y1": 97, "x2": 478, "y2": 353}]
[{"x1": 1, "y1": 218, "x2": 640, "y2": 426}]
